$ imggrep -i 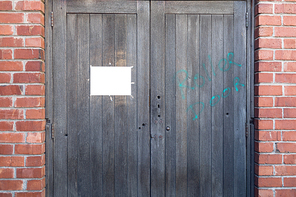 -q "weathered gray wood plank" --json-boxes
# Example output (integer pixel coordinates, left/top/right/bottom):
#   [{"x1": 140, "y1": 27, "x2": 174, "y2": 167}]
[
  {"x1": 114, "y1": 14, "x2": 128, "y2": 197},
  {"x1": 137, "y1": 2, "x2": 150, "y2": 197},
  {"x1": 223, "y1": 14, "x2": 234, "y2": 197},
  {"x1": 165, "y1": 1, "x2": 234, "y2": 14},
  {"x1": 246, "y1": 0, "x2": 255, "y2": 195},
  {"x1": 52, "y1": 0, "x2": 67, "y2": 196},
  {"x1": 151, "y1": 2, "x2": 165, "y2": 196},
  {"x1": 165, "y1": 14, "x2": 176, "y2": 197},
  {"x1": 175, "y1": 14, "x2": 188, "y2": 197},
  {"x1": 67, "y1": 1, "x2": 137, "y2": 14},
  {"x1": 102, "y1": 14, "x2": 115, "y2": 197},
  {"x1": 126, "y1": 14, "x2": 138, "y2": 197},
  {"x1": 45, "y1": 0, "x2": 53, "y2": 196},
  {"x1": 234, "y1": 1, "x2": 247, "y2": 196},
  {"x1": 187, "y1": 14, "x2": 200, "y2": 197},
  {"x1": 211, "y1": 15, "x2": 224, "y2": 197},
  {"x1": 89, "y1": 14, "x2": 103, "y2": 197},
  {"x1": 199, "y1": 15, "x2": 212, "y2": 197},
  {"x1": 66, "y1": 13, "x2": 78, "y2": 197},
  {"x1": 76, "y1": 14, "x2": 91, "y2": 197}
]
